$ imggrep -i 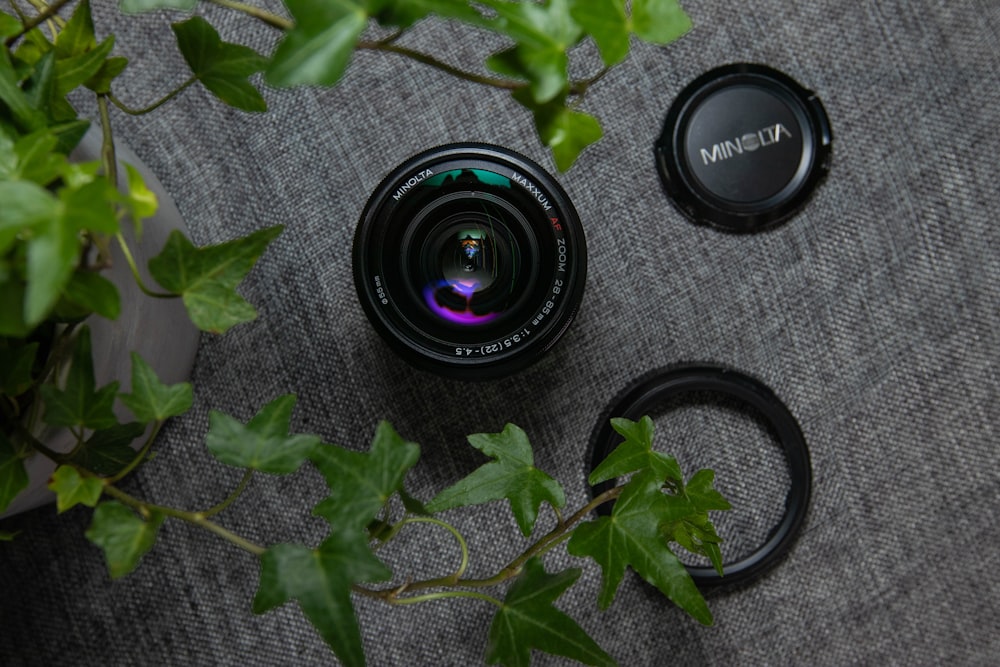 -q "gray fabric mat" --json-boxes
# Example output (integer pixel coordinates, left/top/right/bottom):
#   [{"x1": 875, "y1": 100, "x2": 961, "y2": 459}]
[{"x1": 2, "y1": 1, "x2": 999, "y2": 665}]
